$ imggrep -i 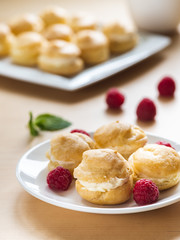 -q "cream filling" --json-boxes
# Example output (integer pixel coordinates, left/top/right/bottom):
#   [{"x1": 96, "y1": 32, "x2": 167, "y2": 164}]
[
  {"x1": 11, "y1": 47, "x2": 39, "y2": 57},
  {"x1": 48, "y1": 151, "x2": 75, "y2": 168},
  {"x1": 39, "y1": 55, "x2": 77, "y2": 67},
  {"x1": 136, "y1": 172, "x2": 180, "y2": 184},
  {"x1": 110, "y1": 33, "x2": 136, "y2": 42},
  {"x1": 79, "y1": 177, "x2": 129, "y2": 192}
]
